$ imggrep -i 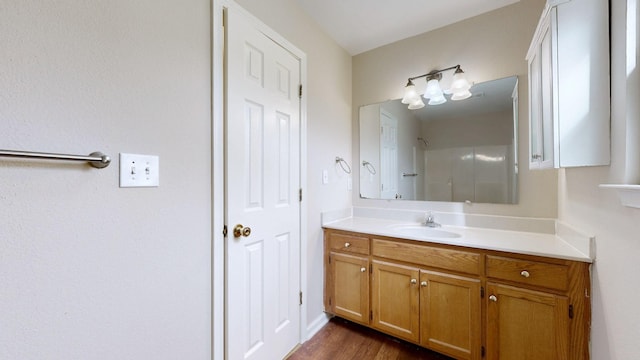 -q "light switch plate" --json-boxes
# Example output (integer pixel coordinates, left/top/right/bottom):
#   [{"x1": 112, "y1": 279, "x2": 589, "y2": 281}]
[{"x1": 119, "y1": 153, "x2": 159, "y2": 188}]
